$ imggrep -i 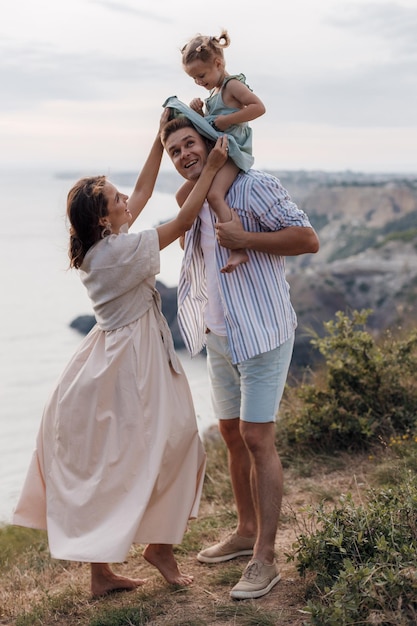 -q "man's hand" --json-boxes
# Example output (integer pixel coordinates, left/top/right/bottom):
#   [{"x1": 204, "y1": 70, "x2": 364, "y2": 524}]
[
  {"x1": 215, "y1": 210, "x2": 245, "y2": 249},
  {"x1": 217, "y1": 216, "x2": 320, "y2": 256}
]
